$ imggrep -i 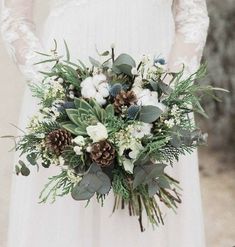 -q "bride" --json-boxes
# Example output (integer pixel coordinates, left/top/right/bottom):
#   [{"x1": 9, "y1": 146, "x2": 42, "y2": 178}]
[{"x1": 1, "y1": 0, "x2": 209, "y2": 246}]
